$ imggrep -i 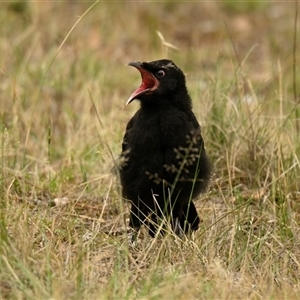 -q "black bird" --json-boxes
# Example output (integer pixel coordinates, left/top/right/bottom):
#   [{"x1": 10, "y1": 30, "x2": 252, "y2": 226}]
[{"x1": 119, "y1": 59, "x2": 211, "y2": 239}]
